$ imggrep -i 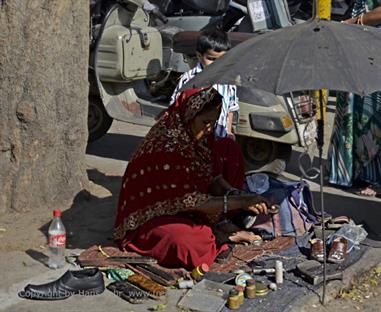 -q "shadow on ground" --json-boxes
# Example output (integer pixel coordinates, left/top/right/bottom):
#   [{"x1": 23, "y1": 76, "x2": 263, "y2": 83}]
[
  {"x1": 38, "y1": 169, "x2": 122, "y2": 251},
  {"x1": 86, "y1": 133, "x2": 144, "y2": 161},
  {"x1": 286, "y1": 150, "x2": 381, "y2": 240},
  {"x1": 312, "y1": 191, "x2": 381, "y2": 240}
]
